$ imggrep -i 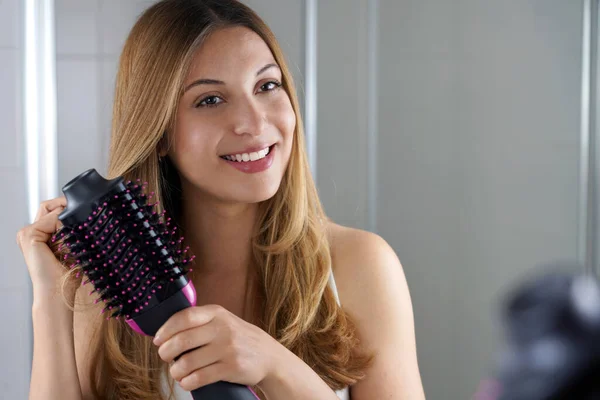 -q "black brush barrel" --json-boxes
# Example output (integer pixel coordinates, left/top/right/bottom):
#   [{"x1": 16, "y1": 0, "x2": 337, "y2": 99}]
[{"x1": 59, "y1": 168, "x2": 126, "y2": 226}]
